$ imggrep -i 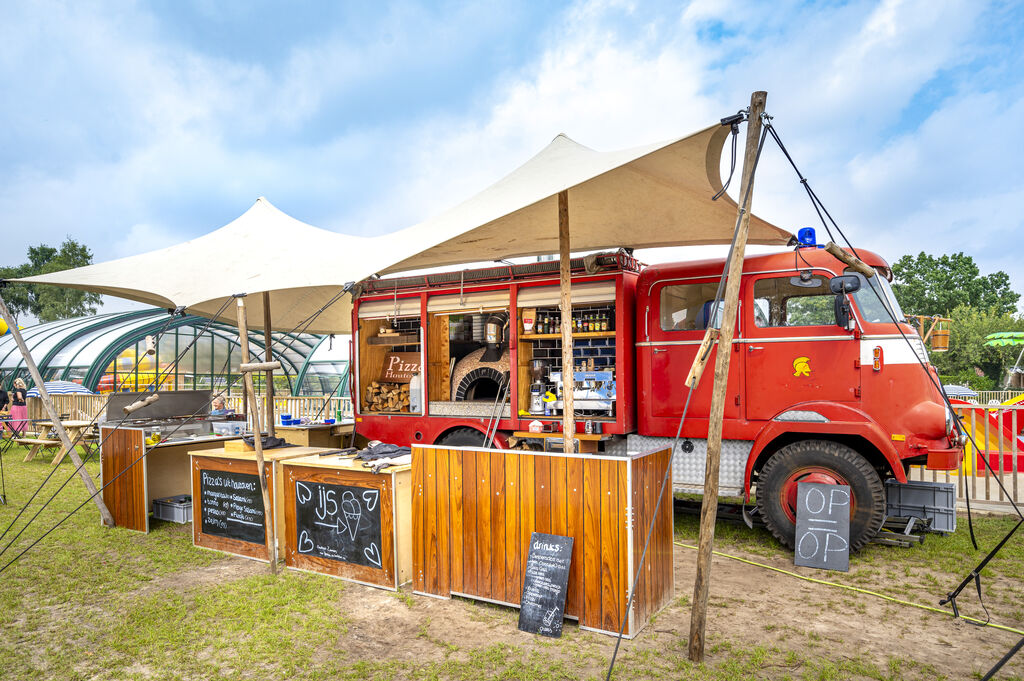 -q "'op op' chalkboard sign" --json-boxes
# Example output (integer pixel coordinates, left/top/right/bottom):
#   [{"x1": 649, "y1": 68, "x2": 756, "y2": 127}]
[
  {"x1": 294, "y1": 480, "x2": 384, "y2": 569},
  {"x1": 518, "y1": 532, "x2": 574, "y2": 638},
  {"x1": 794, "y1": 481, "x2": 851, "y2": 572},
  {"x1": 199, "y1": 469, "x2": 265, "y2": 545}
]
